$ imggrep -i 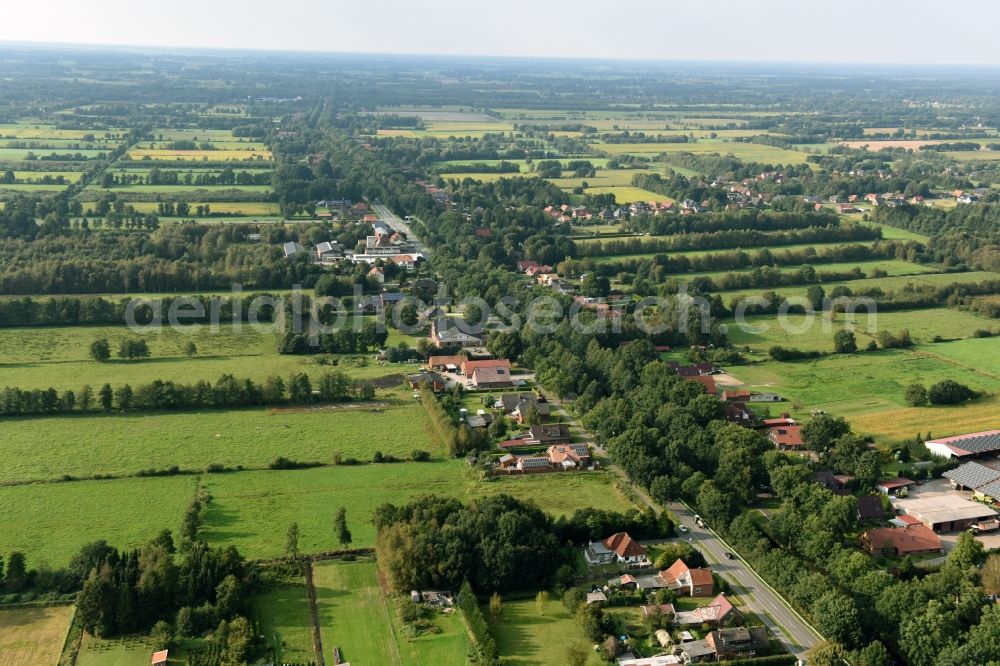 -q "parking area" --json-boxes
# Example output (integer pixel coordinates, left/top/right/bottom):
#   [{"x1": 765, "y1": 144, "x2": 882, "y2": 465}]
[{"x1": 891, "y1": 477, "x2": 1000, "y2": 551}]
